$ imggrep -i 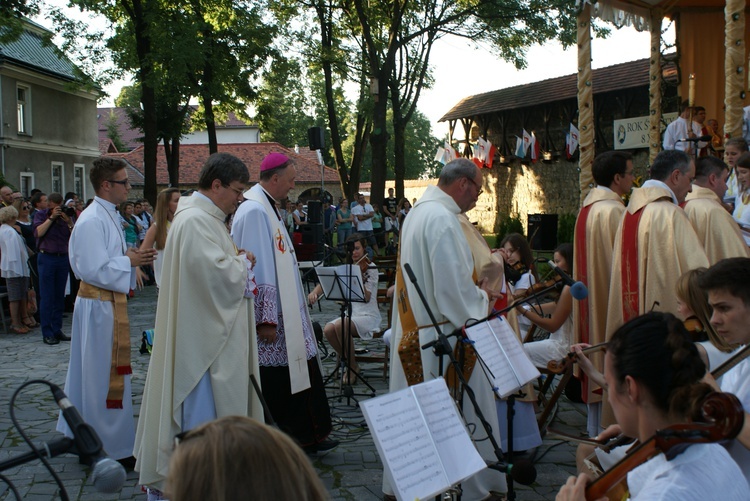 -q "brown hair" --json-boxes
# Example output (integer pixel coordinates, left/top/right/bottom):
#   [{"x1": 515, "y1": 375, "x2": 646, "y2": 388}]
[
  {"x1": 164, "y1": 416, "x2": 328, "y2": 501},
  {"x1": 153, "y1": 188, "x2": 180, "y2": 250},
  {"x1": 90, "y1": 157, "x2": 127, "y2": 193},
  {"x1": 608, "y1": 312, "x2": 712, "y2": 421},
  {"x1": 676, "y1": 268, "x2": 734, "y2": 353}
]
